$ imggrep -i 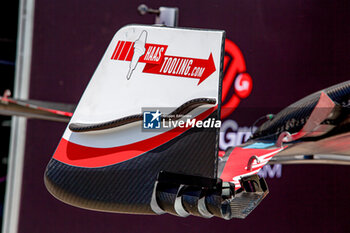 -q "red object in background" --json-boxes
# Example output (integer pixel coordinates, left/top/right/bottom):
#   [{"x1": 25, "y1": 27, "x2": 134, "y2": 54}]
[{"x1": 221, "y1": 39, "x2": 253, "y2": 119}]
